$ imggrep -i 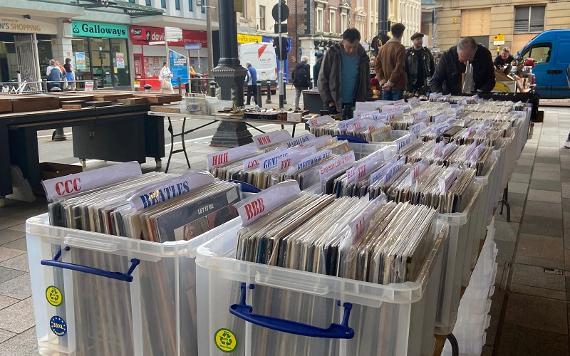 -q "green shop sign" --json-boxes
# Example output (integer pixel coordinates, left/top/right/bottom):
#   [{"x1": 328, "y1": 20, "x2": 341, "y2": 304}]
[{"x1": 72, "y1": 21, "x2": 128, "y2": 39}]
